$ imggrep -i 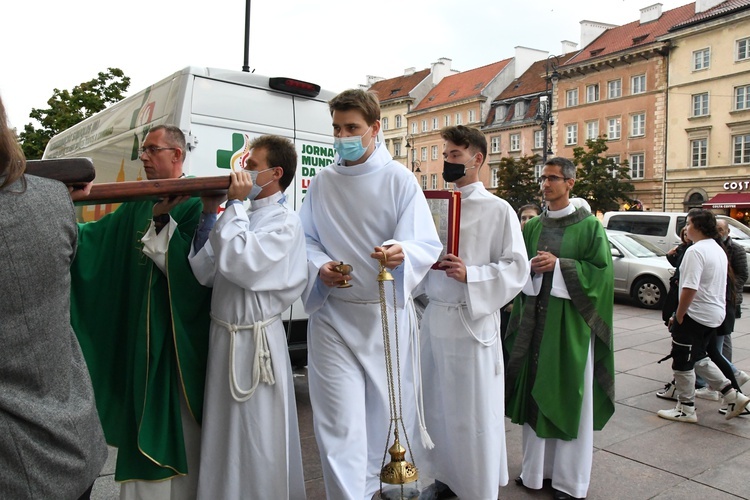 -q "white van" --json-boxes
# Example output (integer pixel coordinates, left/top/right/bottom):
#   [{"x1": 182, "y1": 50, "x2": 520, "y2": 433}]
[
  {"x1": 42, "y1": 66, "x2": 338, "y2": 365},
  {"x1": 602, "y1": 211, "x2": 750, "y2": 285}
]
